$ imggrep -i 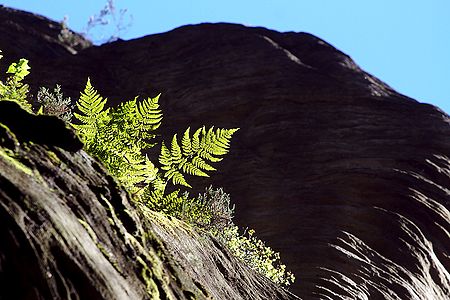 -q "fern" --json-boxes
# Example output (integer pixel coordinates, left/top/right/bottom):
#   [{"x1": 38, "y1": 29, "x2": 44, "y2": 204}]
[
  {"x1": 72, "y1": 78, "x2": 110, "y2": 140},
  {"x1": 0, "y1": 53, "x2": 32, "y2": 111},
  {"x1": 72, "y1": 79, "x2": 161, "y2": 193},
  {"x1": 110, "y1": 95, "x2": 162, "y2": 150},
  {"x1": 159, "y1": 126, "x2": 239, "y2": 188}
]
